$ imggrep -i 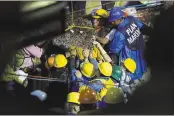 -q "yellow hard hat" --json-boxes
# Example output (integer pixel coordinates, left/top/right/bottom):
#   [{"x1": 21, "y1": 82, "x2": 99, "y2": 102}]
[
  {"x1": 54, "y1": 54, "x2": 68, "y2": 68},
  {"x1": 123, "y1": 58, "x2": 136, "y2": 73},
  {"x1": 80, "y1": 62, "x2": 95, "y2": 78},
  {"x1": 67, "y1": 92, "x2": 80, "y2": 105},
  {"x1": 79, "y1": 87, "x2": 98, "y2": 104},
  {"x1": 104, "y1": 87, "x2": 124, "y2": 104},
  {"x1": 92, "y1": 9, "x2": 109, "y2": 19},
  {"x1": 98, "y1": 62, "x2": 112, "y2": 77}
]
